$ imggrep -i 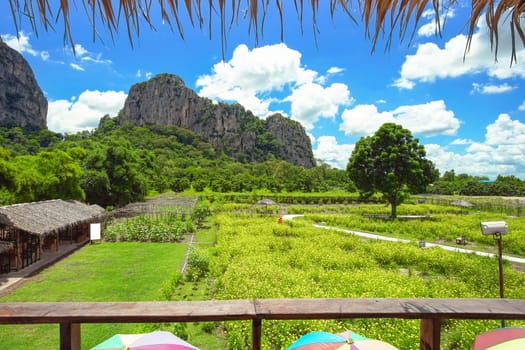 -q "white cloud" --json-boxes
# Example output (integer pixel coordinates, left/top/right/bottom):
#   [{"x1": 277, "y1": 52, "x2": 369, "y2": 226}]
[
  {"x1": 47, "y1": 90, "x2": 127, "y2": 133},
  {"x1": 394, "y1": 13, "x2": 525, "y2": 89},
  {"x1": 68, "y1": 43, "x2": 112, "y2": 71},
  {"x1": 285, "y1": 82, "x2": 352, "y2": 130},
  {"x1": 313, "y1": 136, "x2": 354, "y2": 169},
  {"x1": 196, "y1": 43, "x2": 351, "y2": 128},
  {"x1": 485, "y1": 113, "x2": 525, "y2": 145},
  {"x1": 73, "y1": 44, "x2": 88, "y2": 56},
  {"x1": 518, "y1": 100, "x2": 525, "y2": 111},
  {"x1": 417, "y1": 7, "x2": 456, "y2": 38},
  {"x1": 340, "y1": 104, "x2": 394, "y2": 136},
  {"x1": 450, "y1": 138, "x2": 474, "y2": 145},
  {"x1": 327, "y1": 67, "x2": 344, "y2": 75},
  {"x1": 136, "y1": 70, "x2": 153, "y2": 80},
  {"x1": 425, "y1": 114, "x2": 525, "y2": 179},
  {"x1": 3, "y1": 31, "x2": 49, "y2": 60},
  {"x1": 70, "y1": 63, "x2": 85, "y2": 71},
  {"x1": 426, "y1": 142, "x2": 525, "y2": 179},
  {"x1": 339, "y1": 100, "x2": 459, "y2": 137},
  {"x1": 197, "y1": 43, "x2": 316, "y2": 96},
  {"x1": 471, "y1": 82, "x2": 516, "y2": 94},
  {"x1": 391, "y1": 100, "x2": 460, "y2": 136}
]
